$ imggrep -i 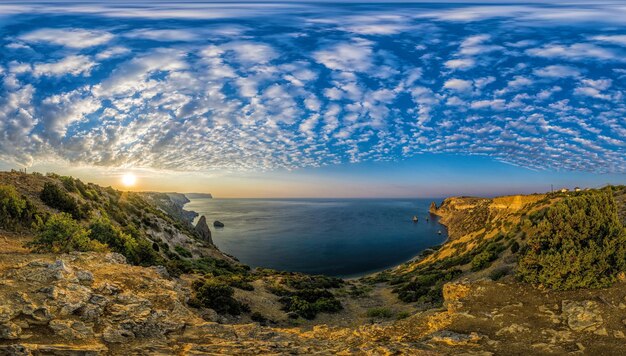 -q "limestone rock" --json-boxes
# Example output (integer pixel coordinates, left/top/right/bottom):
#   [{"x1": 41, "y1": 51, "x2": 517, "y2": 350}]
[
  {"x1": 561, "y1": 300, "x2": 603, "y2": 332},
  {"x1": 429, "y1": 201, "x2": 438, "y2": 214},
  {"x1": 49, "y1": 320, "x2": 93, "y2": 340},
  {"x1": 104, "y1": 253, "x2": 127, "y2": 264},
  {"x1": 103, "y1": 325, "x2": 135, "y2": 343},
  {"x1": 213, "y1": 220, "x2": 225, "y2": 228},
  {"x1": 0, "y1": 322, "x2": 21, "y2": 339},
  {"x1": 195, "y1": 216, "x2": 213, "y2": 244},
  {"x1": 429, "y1": 330, "x2": 482, "y2": 346}
]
